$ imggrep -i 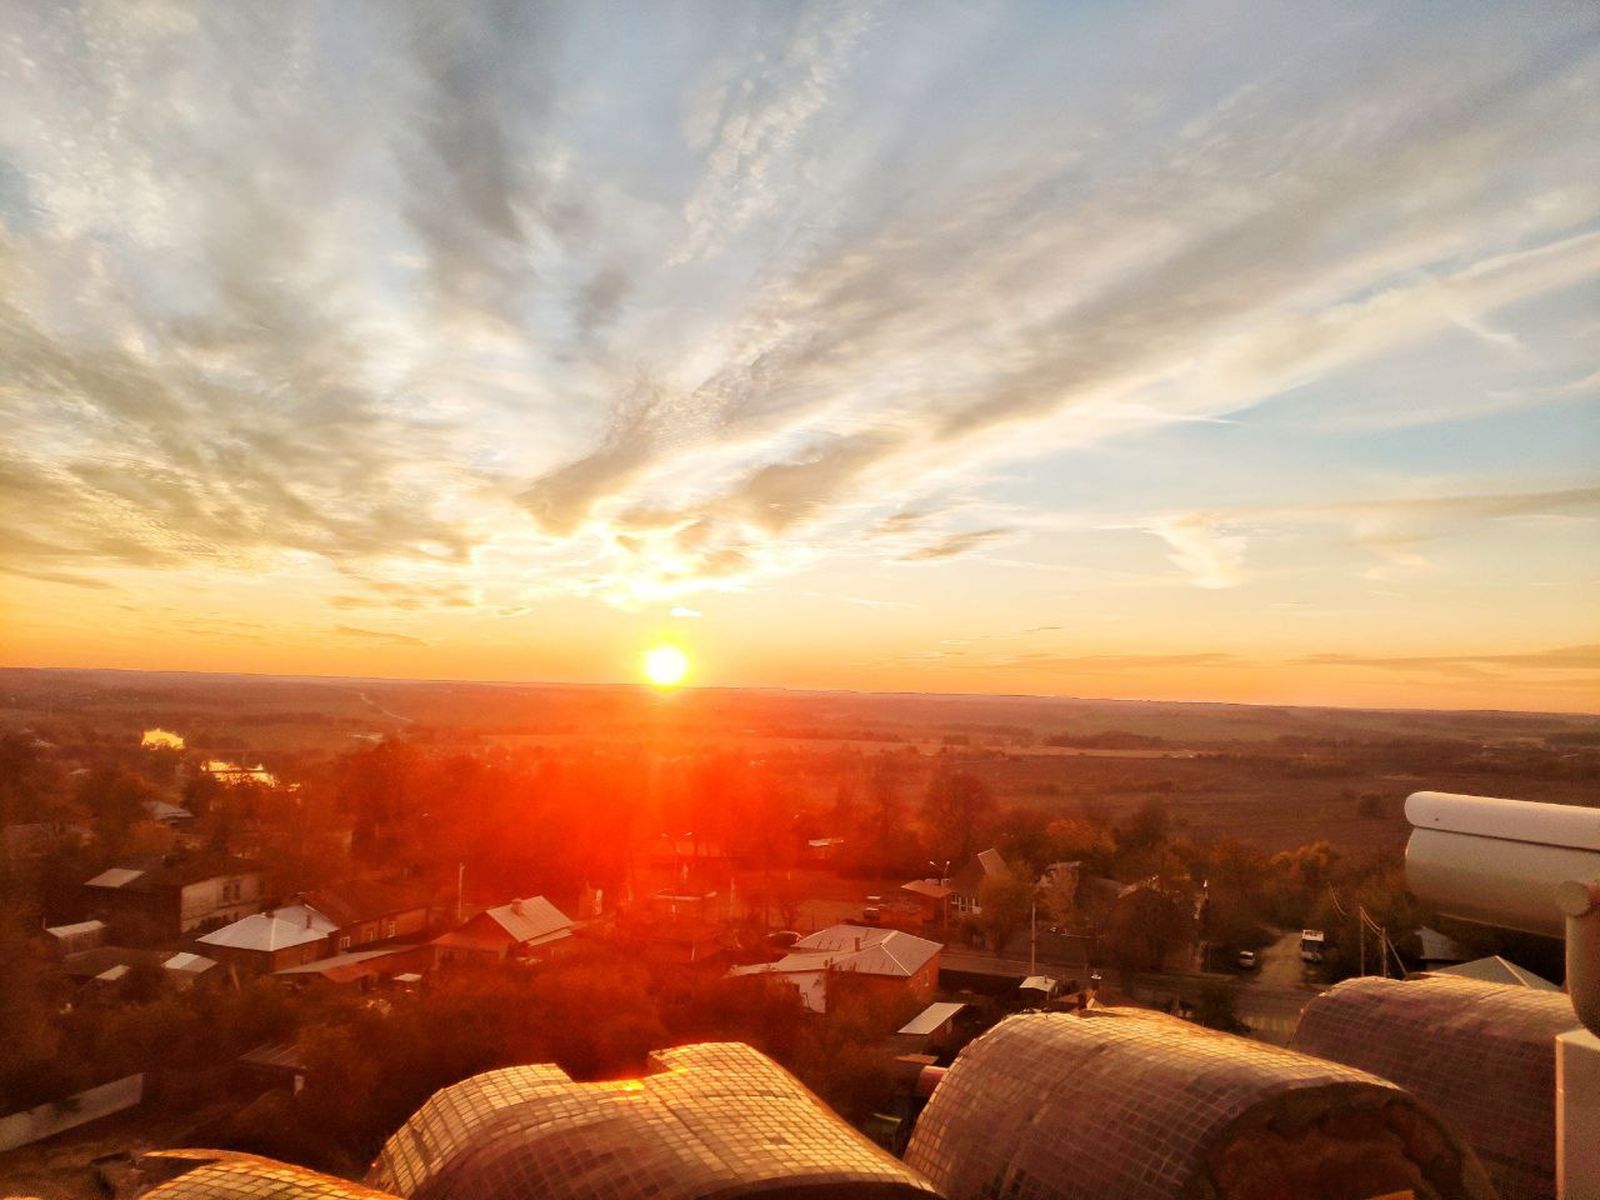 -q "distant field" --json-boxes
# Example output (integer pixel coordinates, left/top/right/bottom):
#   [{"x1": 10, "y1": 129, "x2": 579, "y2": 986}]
[{"x1": 4, "y1": 666, "x2": 1594, "y2": 854}]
